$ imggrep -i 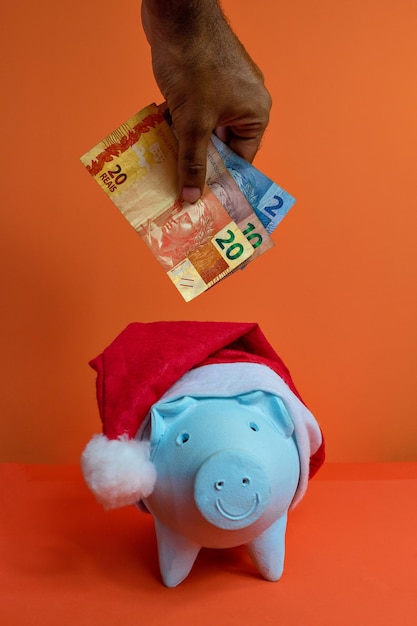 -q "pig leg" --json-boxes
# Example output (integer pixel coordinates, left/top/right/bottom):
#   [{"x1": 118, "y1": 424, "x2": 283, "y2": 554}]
[
  {"x1": 246, "y1": 513, "x2": 288, "y2": 581},
  {"x1": 153, "y1": 517, "x2": 201, "y2": 587}
]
